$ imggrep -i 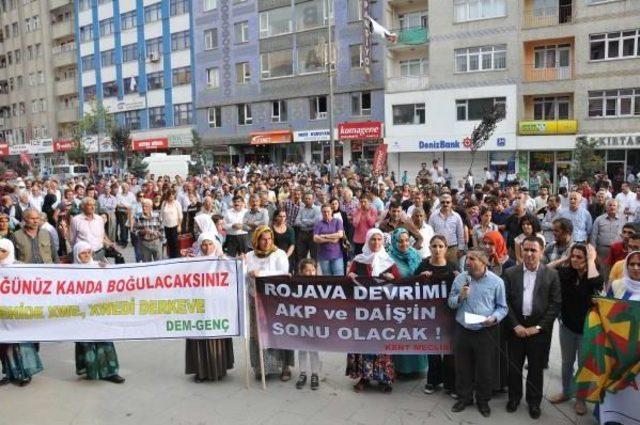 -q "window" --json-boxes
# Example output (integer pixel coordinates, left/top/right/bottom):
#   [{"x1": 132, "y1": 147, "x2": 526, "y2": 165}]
[
  {"x1": 204, "y1": 0, "x2": 216, "y2": 11},
  {"x1": 455, "y1": 44, "x2": 506, "y2": 72},
  {"x1": 454, "y1": 0, "x2": 506, "y2": 22},
  {"x1": 174, "y1": 103, "x2": 193, "y2": 126},
  {"x1": 80, "y1": 24, "x2": 93, "y2": 42},
  {"x1": 398, "y1": 11, "x2": 428, "y2": 29},
  {"x1": 588, "y1": 88, "x2": 640, "y2": 118},
  {"x1": 234, "y1": 21, "x2": 249, "y2": 43},
  {"x1": 172, "y1": 66, "x2": 191, "y2": 86},
  {"x1": 170, "y1": 0, "x2": 188, "y2": 16},
  {"x1": 149, "y1": 106, "x2": 166, "y2": 128},
  {"x1": 456, "y1": 97, "x2": 506, "y2": 120},
  {"x1": 101, "y1": 49, "x2": 115, "y2": 67},
  {"x1": 146, "y1": 37, "x2": 163, "y2": 57},
  {"x1": 206, "y1": 67, "x2": 219, "y2": 88},
  {"x1": 533, "y1": 44, "x2": 570, "y2": 69},
  {"x1": 123, "y1": 76, "x2": 138, "y2": 94},
  {"x1": 14, "y1": 50, "x2": 19, "y2": 64},
  {"x1": 144, "y1": 3, "x2": 162, "y2": 23},
  {"x1": 171, "y1": 31, "x2": 190, "y2": 51},
  {"x1": 590, "y1": 29, "x2": 640, "y2": 61},
  {"x1": 237, "y1": 104, "x2": 252, "y2": 125},
  {"x1": 309, "y1": 96, "x2": 327, "y2": 120},
  {"x1": 533, "y1": 96, "x2": 570, "y2": 120},
  {"x1": 259, "y1": 6, "x2": 292, "y2": 38},
  {"x1": 122, "y1": 44, "x2": 137, "y2": 62},
  {"x1": 260, "y1": 50, "x2": 293, "y2": 78},
  {"x1": 297, "y1": 45, "x2": 326, "y2": 74},
  {"x1": 84, "y1": 85, "x2": 96, "y2": 101},
  {"x1": 31, "y1": 99, "x2": 38, "y2": 113},
  {"x1": 393, "y1": 104, "x2": 425, "y2": 125},
  {"x1": 79, "y1": 0, "x2": 90, "y2": 11},
  {"x1": 236, "y1": 62, "x2": 250, "y2": 84},
  {"x1": 399, "y1": 58, "x2": 427, "y2": 76},
  {"x1": 147, "y1": 71, "x2": 164, "y2": 90},
  {"x1": 208, "y1": 106, "x2": 222, "y2": 127},
  {"x1": 103, "y1": 80, "x2": 118, "y2": 97},
  {"x1": 347, "y1": 0, "x2": 362, "y2": 21},
  {"x1": 350, "y1": 44, "x2": 363, "y2": 68},
  {"x1": 272, "y1": 100, "x2": 287, "y2": 122},
  {"x1": 99, "y1": 18, "x2": 114, "y2": 37},
  {"x1": 121, "y1": 11, "x2": 137, "y2": 31},
  {"x1": 296, "y1": 0, "x2": 330, "y2": 31},
  {"x1": 351, "y1": 92, "x2": 371, "y2": 116},
  {"x1": 204, "y1": 28, "x2": 218, "y2": 50},
  {"x1": 124, "y1": 110, "x2": 141, "y2": 130}
]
